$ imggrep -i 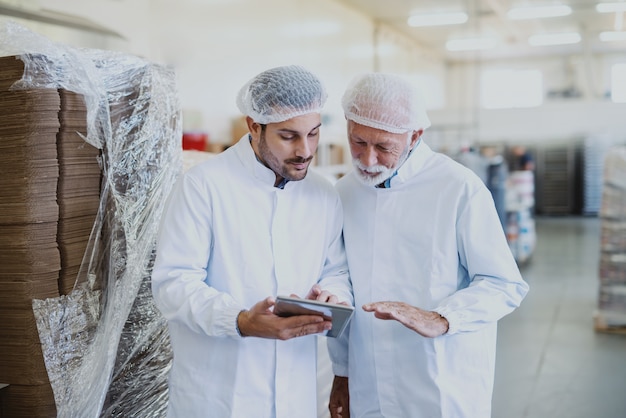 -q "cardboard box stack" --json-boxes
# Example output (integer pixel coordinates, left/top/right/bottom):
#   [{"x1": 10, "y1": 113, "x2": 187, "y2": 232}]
[
  {"x1": 56, "y1": 89, "x2": 101, "y2": 295},
  {"x1": 596, "y1": 146, "x2": 626, "y2": 332},
  {"x1": 0, "y1": 55, "x2": 101, "y2": 417},
  {"x1": 0, "y1": 18, "x2": 182, "y2": 416}
]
